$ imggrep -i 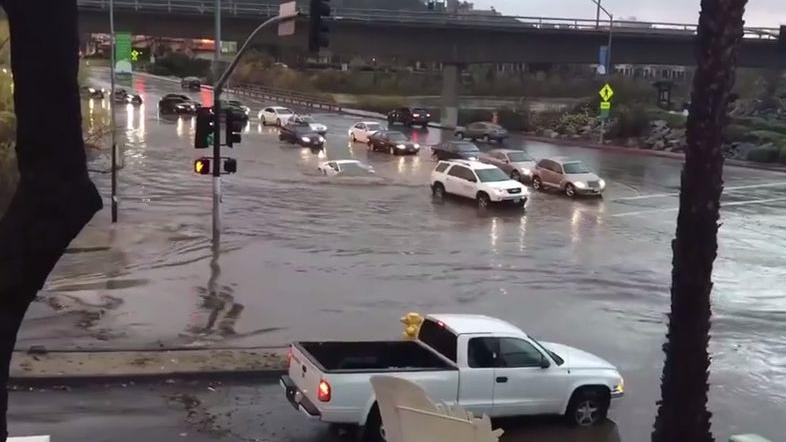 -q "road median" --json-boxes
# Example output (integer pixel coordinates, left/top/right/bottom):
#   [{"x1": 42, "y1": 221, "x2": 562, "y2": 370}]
[{"x1": 10, "y1": 348, "x2": 288, "y2": 386}]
